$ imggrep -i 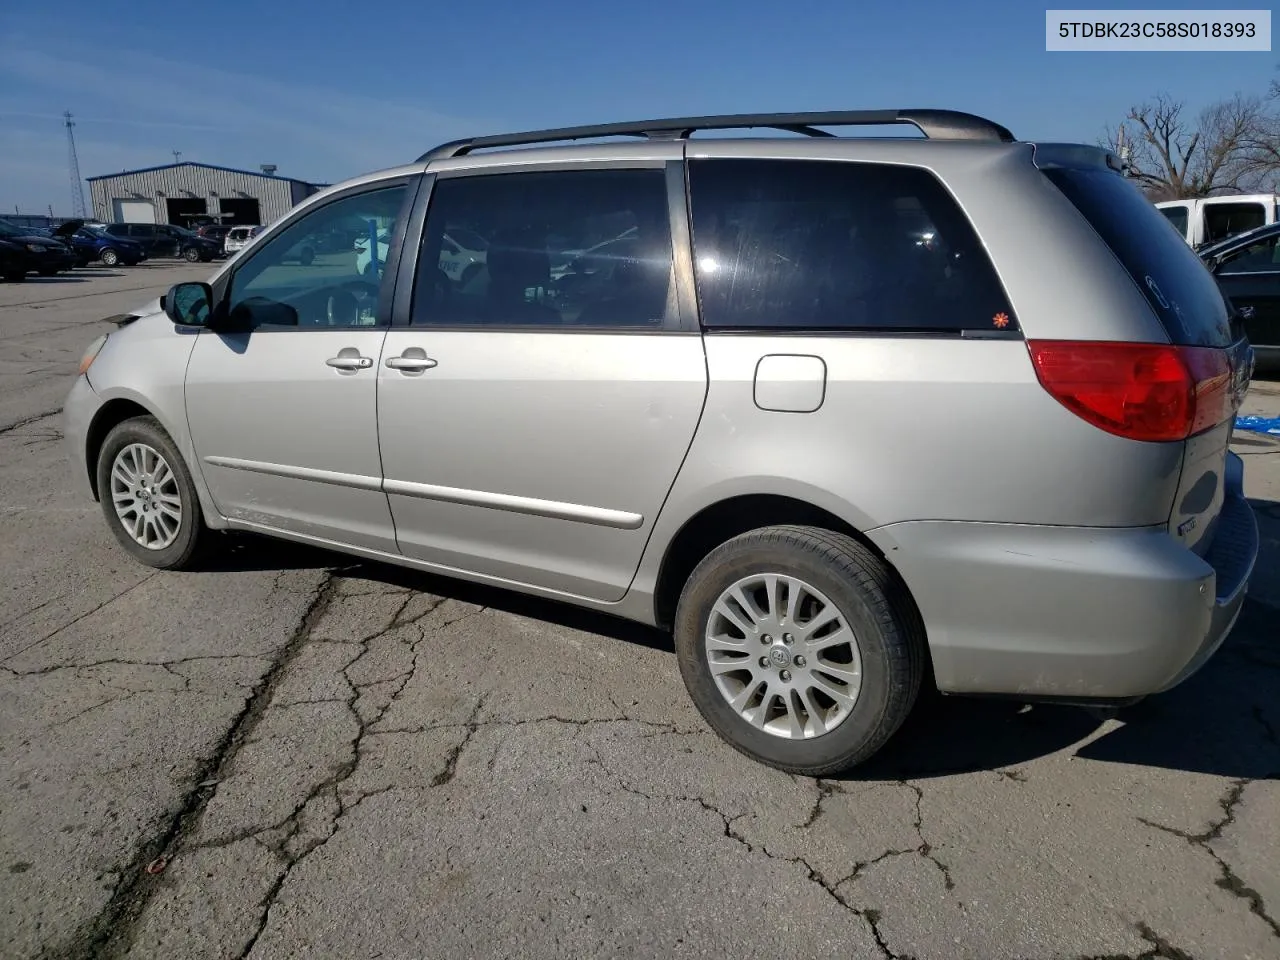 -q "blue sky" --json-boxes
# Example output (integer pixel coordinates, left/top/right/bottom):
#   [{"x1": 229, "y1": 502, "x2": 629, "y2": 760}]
[{"x1": 1, "y1": 0, "x2": 1275, "y2": 215}]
